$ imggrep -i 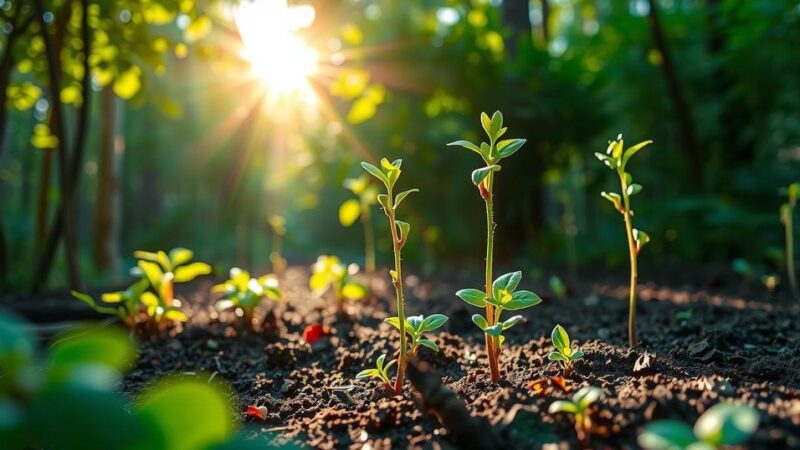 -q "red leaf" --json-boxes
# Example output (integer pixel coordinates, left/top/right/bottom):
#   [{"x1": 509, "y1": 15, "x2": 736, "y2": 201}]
[
  {"x1": 303, "y1": 323, "x2": 331, "y2": 344},
  {"x1": 246, "y1": 405, "x2": 267, "y2": 421}
]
